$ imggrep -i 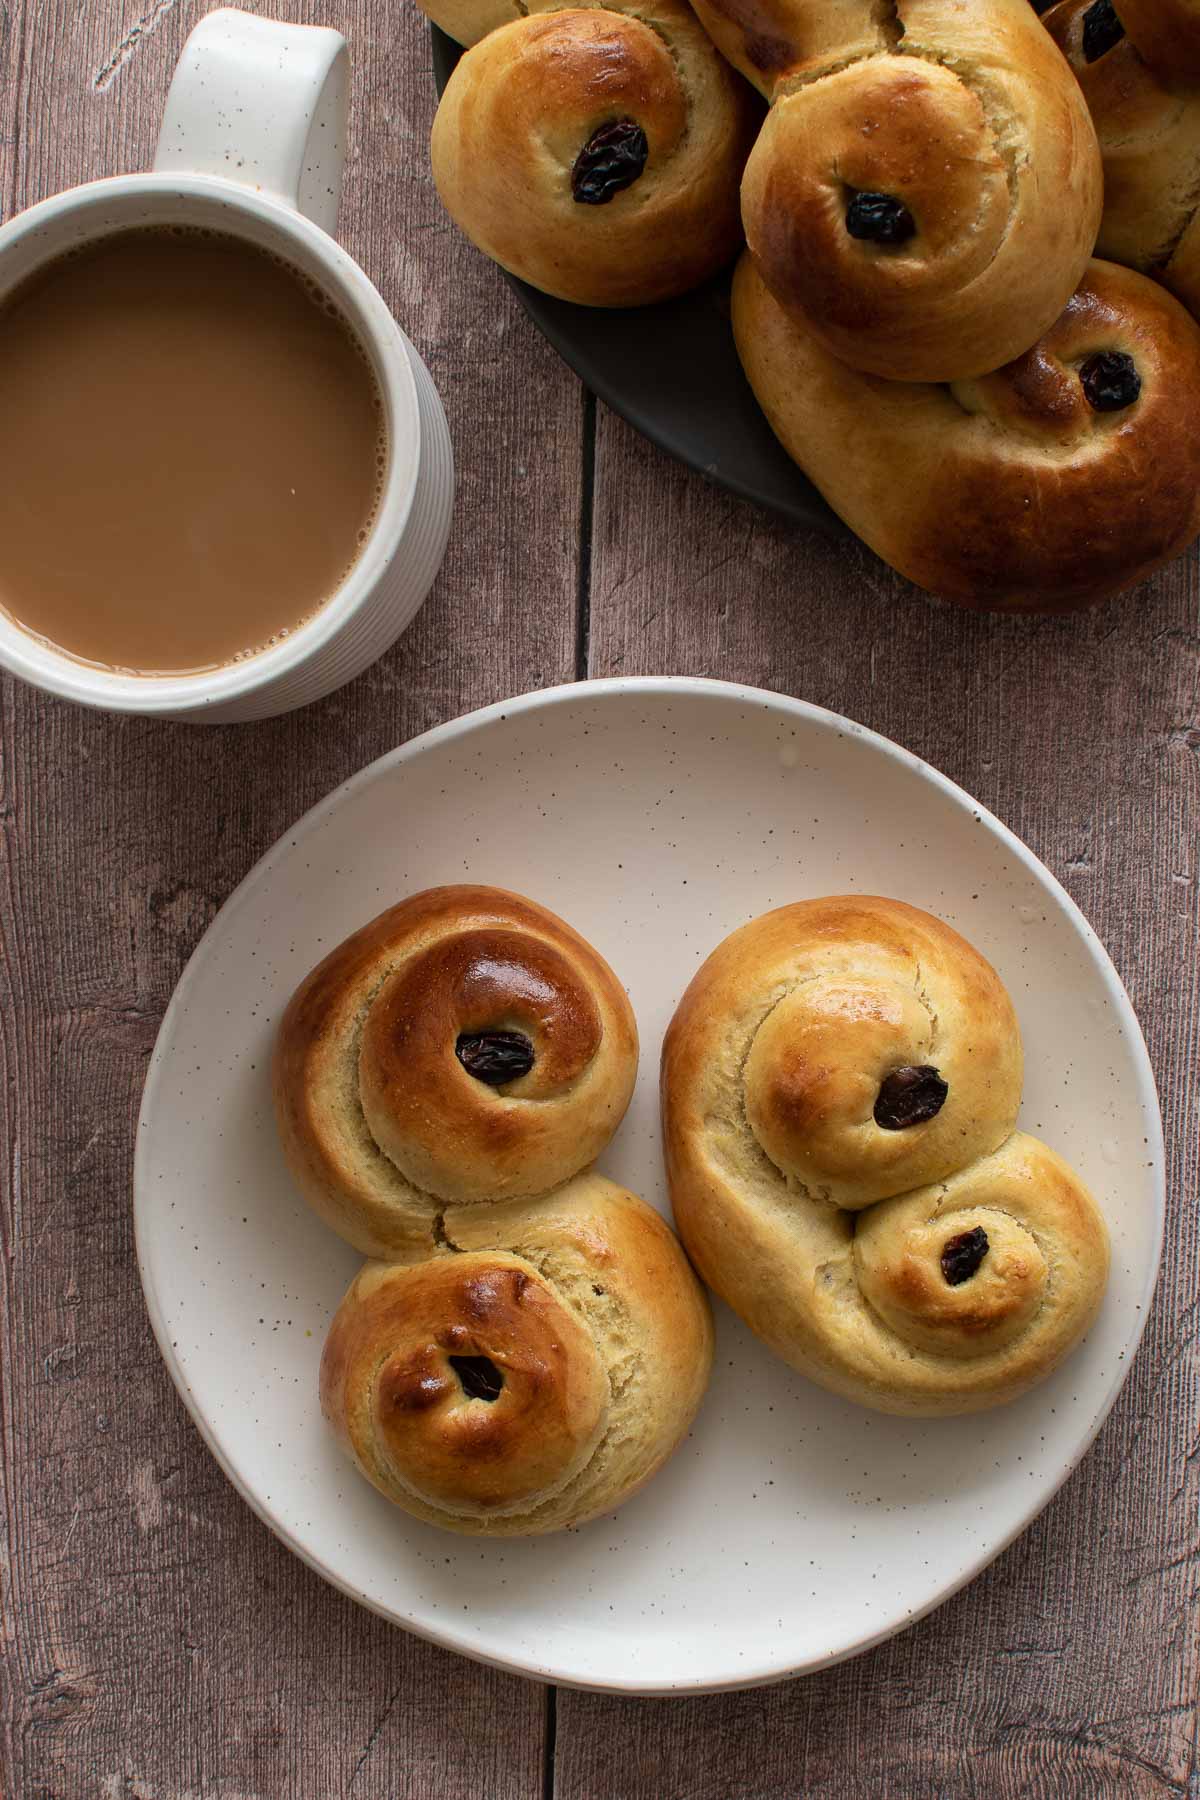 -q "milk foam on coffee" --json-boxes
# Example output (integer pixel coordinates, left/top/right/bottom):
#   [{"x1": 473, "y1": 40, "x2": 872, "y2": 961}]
[{"x1": 0, "y1": 227, "x2": 386, "y2": 675}]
